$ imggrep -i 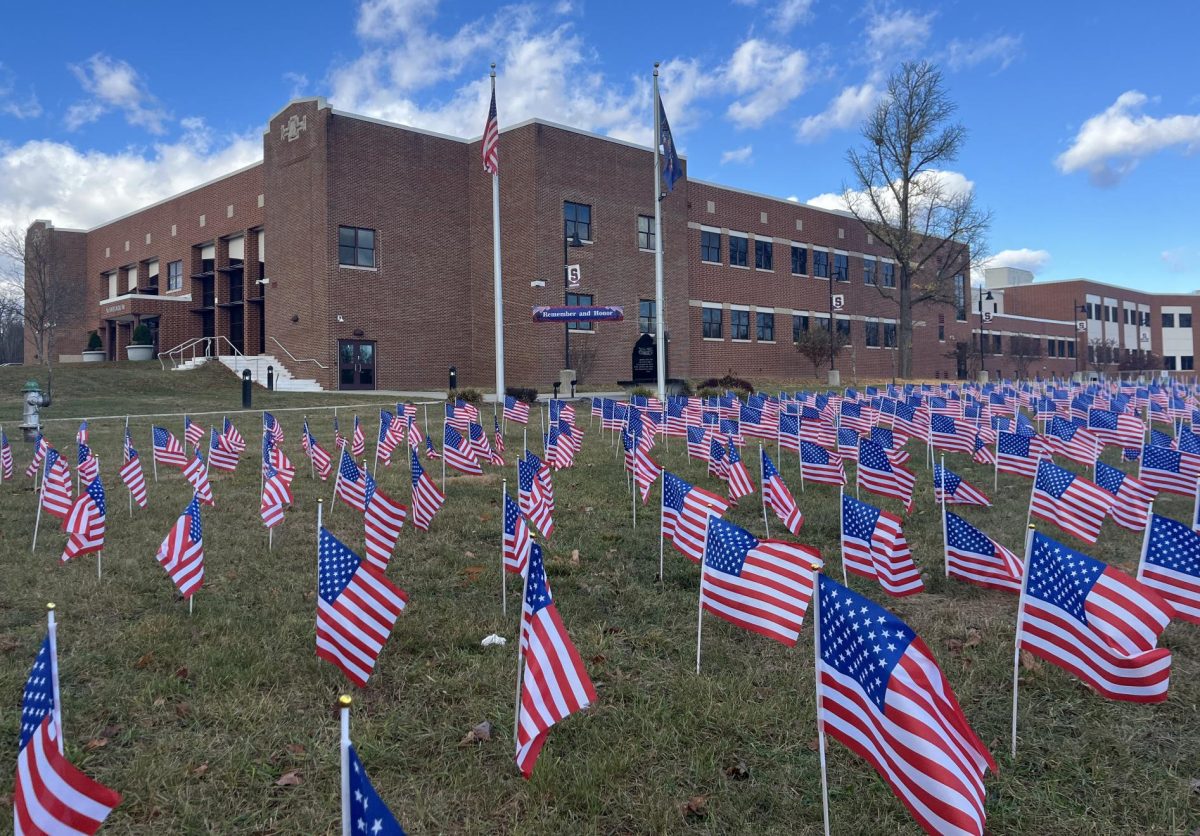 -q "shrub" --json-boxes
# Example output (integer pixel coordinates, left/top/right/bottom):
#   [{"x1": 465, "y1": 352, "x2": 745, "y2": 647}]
[
  {"x1": 131, "y1": 324, "x2": 153, "y2": 346},
  {"x1": 629, "y1": 385, "x2": 655, "y2": 399},
  {"x1": 699, "y1": 372, "x2": 754, "y2": 398},
  {"x1": 695, "y1": 386, "x2": 723, "y2": 400},
  {"x1": 86, "y1": 331, "x2": 102, "y2": 351},
  {"x1": 504, "y1": 386, "x2": 539, "y2": 405},
  {"x1": 675, "y1": 379, "x2": 695, "y2": 396},
  {"x1": 453, "y1": 388, "x2": 484, "y2": 407}
]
